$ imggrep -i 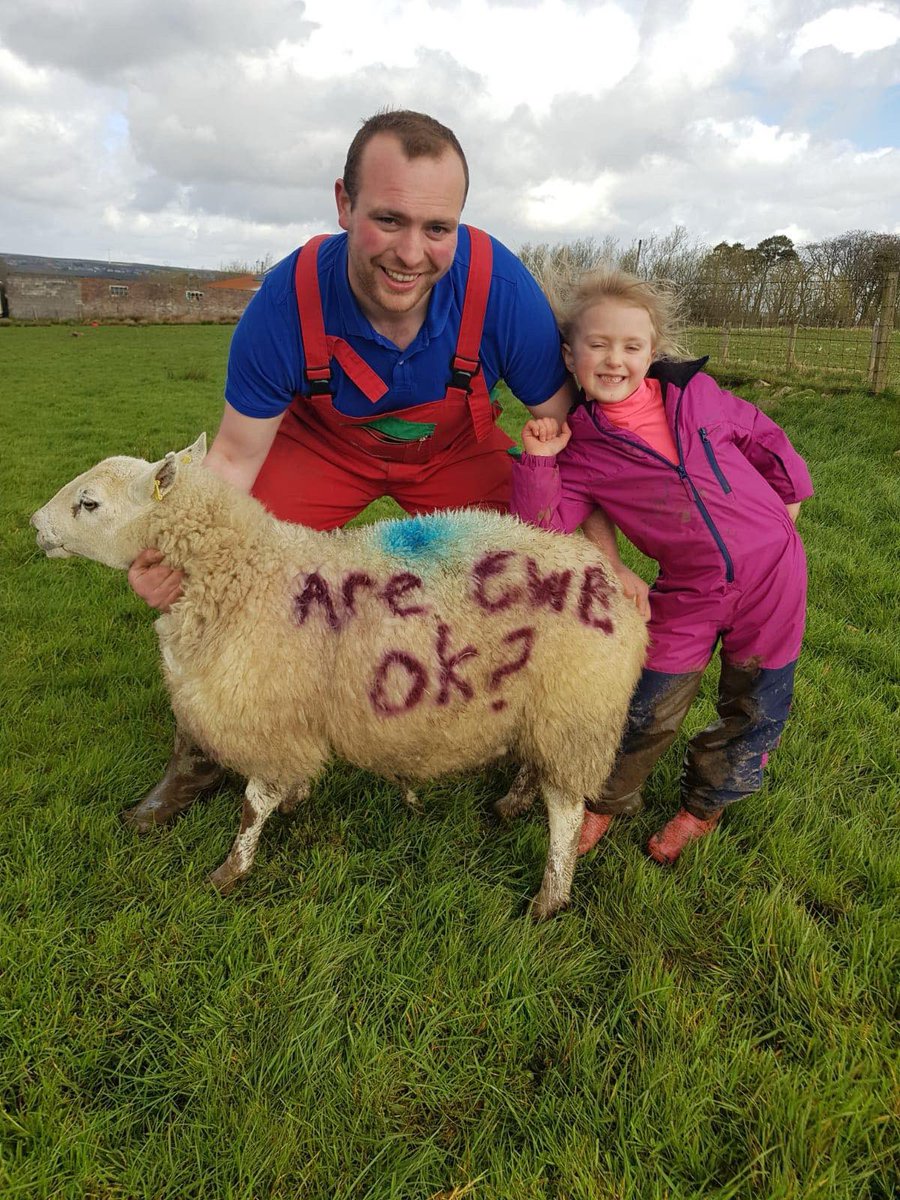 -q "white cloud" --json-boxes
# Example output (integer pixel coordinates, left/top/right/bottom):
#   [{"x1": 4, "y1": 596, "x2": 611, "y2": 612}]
[
  {"x1": 792, "y1": 4, "x2": 900, "y2": 58},
  {"x1": 642, "y1": 0, "x2": 773, "y2": 88},
  {"x1": 521, "y1": 173, "x2": 618, "y2": 229},
  {"x1": 694, "y1": 117, "x2": 810, "y2": 165},
  {"x1": 240, "y1": 0, "x2": 640, "y2": 117},
  {"x1": 0, "y1": 42, "x2": 47, "y2": 91},
  {"x1": 773, "y1": 222, "x2": 813, "y2": 244}
]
